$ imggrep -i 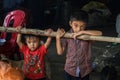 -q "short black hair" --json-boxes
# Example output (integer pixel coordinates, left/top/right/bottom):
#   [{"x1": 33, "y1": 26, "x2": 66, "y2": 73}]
[
  {"x1": 70, "y1": 10, "x2": 89, "y2": 23},
  {"x1": 24, "y1": 34, "x2": 40, "y2": 39}
]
